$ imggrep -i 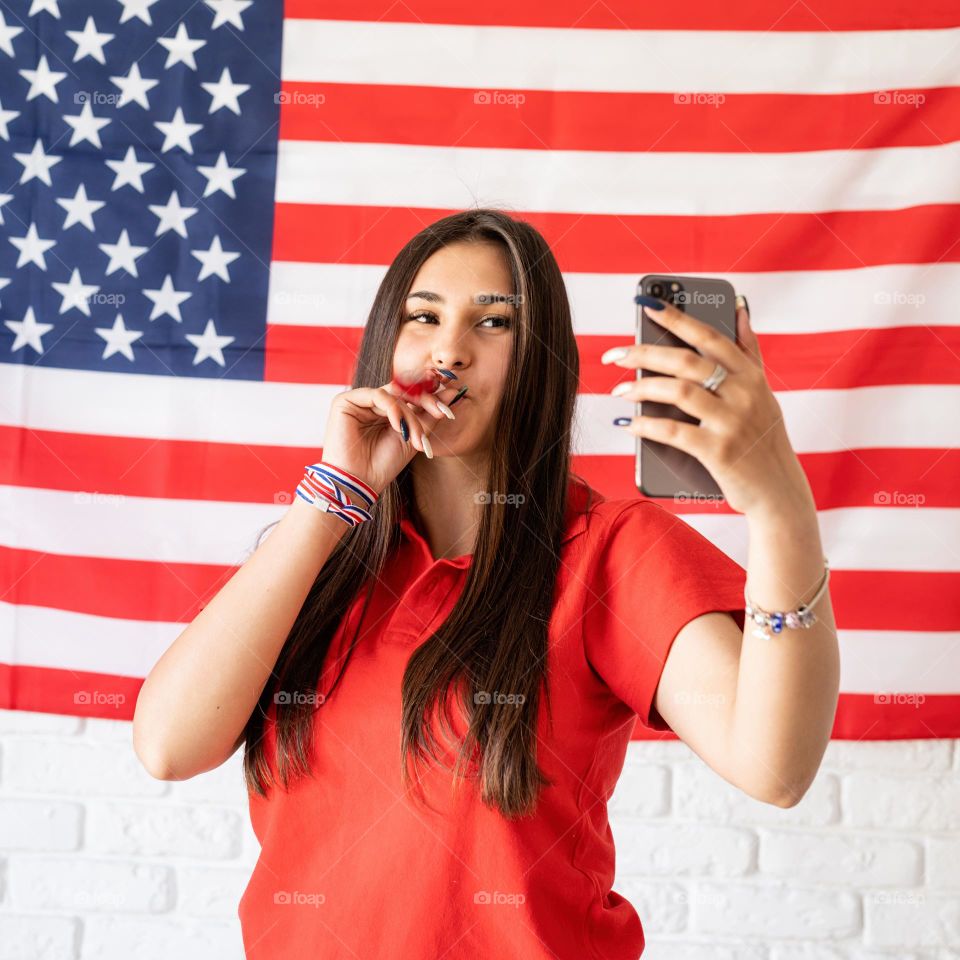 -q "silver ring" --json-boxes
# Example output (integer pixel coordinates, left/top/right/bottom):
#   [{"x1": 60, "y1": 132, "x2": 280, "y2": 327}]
[{"x1": 700, "y1": 362, "x2": 728, "y2": 393}]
